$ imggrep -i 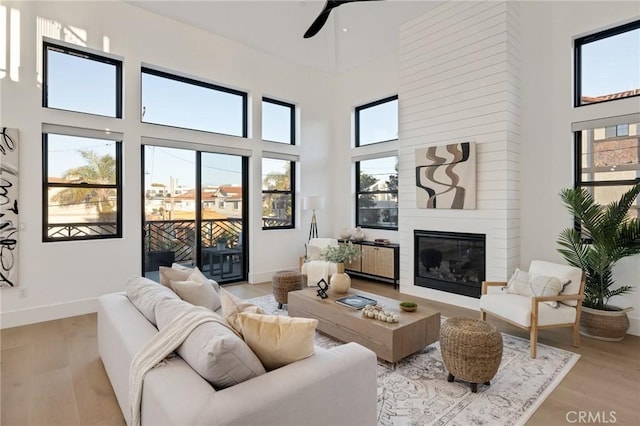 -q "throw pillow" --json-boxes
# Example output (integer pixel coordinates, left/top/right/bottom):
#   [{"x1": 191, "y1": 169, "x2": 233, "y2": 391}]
[
  {"x1": 505, "y1": 268, "x2": 566, "y2": 307},
  {"x1": 159, "y1": 266, "x2": 190, "y2": 288},
  {"x1": 126, "y1": 277, "x2": 180, "y2": 325},
  {"x1": 220, "y1": 288, "x2": 264, "y2": 336},
  {"x1": 238, "y1": 312, "x2": 318, "y2": 370},
  {"x1": 186, "y1": 267, "x2": 220, "y2": 293},
  {"x1": 170, "y1": 279, "x2": 222, "y2": 311},
  {"x1": 155, "y1": 298, "x2": 266, "y2": 389}
]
